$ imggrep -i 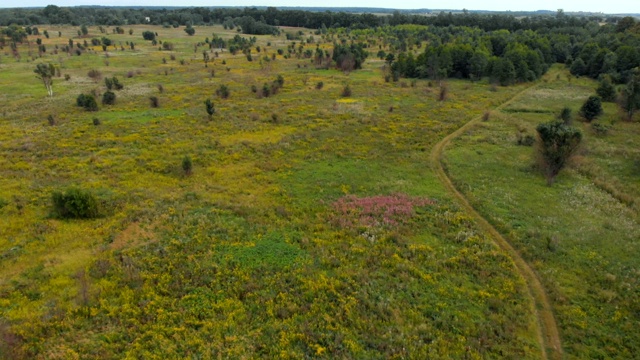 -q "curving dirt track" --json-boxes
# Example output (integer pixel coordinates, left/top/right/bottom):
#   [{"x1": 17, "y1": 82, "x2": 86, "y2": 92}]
[{"x1": 429, "y1": 81, "x2": 563, "y2": 360}]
